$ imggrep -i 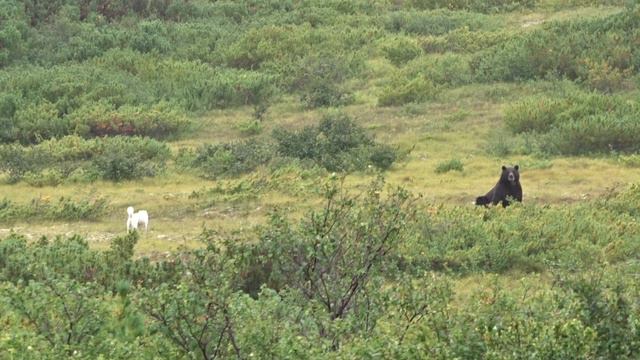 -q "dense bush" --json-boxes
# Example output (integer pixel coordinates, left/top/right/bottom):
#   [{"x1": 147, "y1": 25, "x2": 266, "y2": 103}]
[
  {"x1": 189, "y1": 140, "x2": 274, "y2": 179},
  {"x1": 379, "y1": 36, "x2": 423, "y2": 66},
  {"x1": 293, "y1": 52, "x2": 360, "y2": 108},
  {"x1": 0, "y1": 195, "x2": 108, "y2": 222},
  {"x1": 92, "y1": 136, "x2": 171, "y2": 181},
  {"x1": 384, "y1": 9, "x2": 498, "y2": 36},
  {"x1": 273, "y1": 112, "x2": 397, "y2": 171},
  {"x1": 68, "y1": 101, "x2": 189, "y2": 139},
  {"x1": 378, "y1": 53, "x2": 473, "y2": 106},
  {"x1": 0, "y1": 0, "x2": 28, "y2": 66},
  {"x1": 0, "y1": 63, "x2": 191, "y2": 144},
  {"x1": 378, "y1": 74, "x2": 438, "y2": 106},
  {"x1": 472, "y1": 9, "x2": 640, "y2": 83},
  {"x1": 0, "y1": 135, "x2": 170, "y2": 183},
  {"x1": 504, "y1": 88, "x2": 640, "y2": 155}
]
